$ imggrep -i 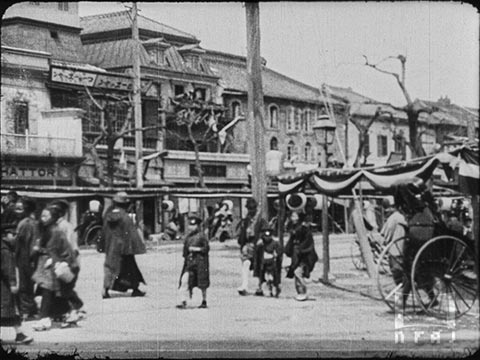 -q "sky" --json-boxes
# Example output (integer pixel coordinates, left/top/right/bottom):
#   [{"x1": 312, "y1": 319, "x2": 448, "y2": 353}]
[{"x1": 78, "y1": 2, "x2": 479, "y2": 109}]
